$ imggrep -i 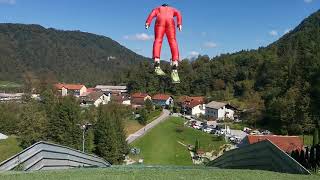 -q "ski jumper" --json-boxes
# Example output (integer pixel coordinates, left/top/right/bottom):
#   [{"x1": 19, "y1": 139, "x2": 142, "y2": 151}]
[{"x1": 146, "y1": 6, "x2": 182, "y2": 61}]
